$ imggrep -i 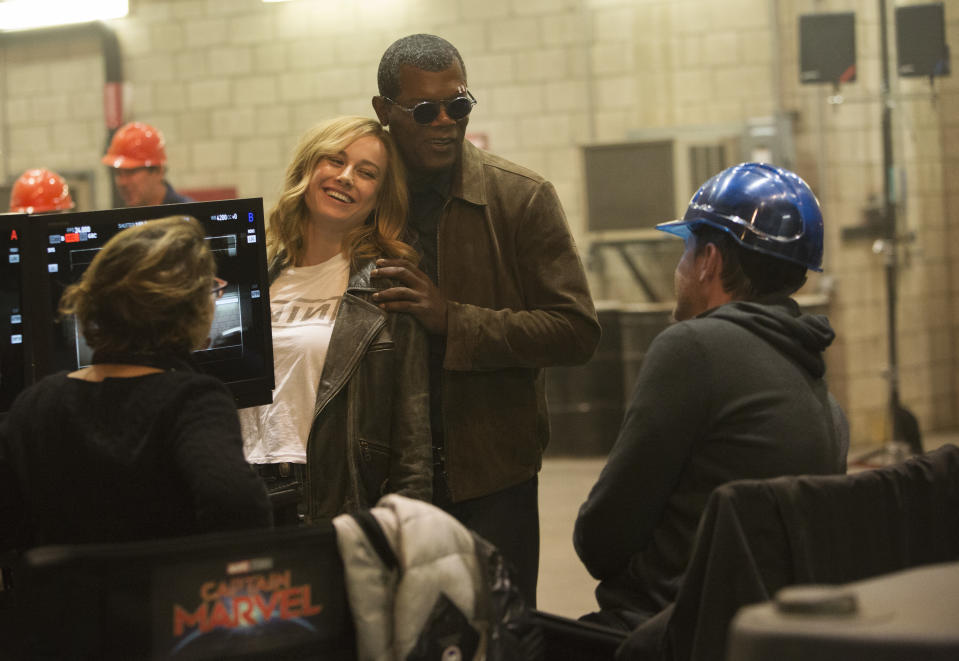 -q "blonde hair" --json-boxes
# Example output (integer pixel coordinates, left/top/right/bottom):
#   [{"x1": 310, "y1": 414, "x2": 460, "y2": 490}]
[
  {"x1": 59, "y1": 216, "x2": 216, "y2": 356},
  {"x1": 267, "y1": 115, "x2": 416, "y2": 269}
]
